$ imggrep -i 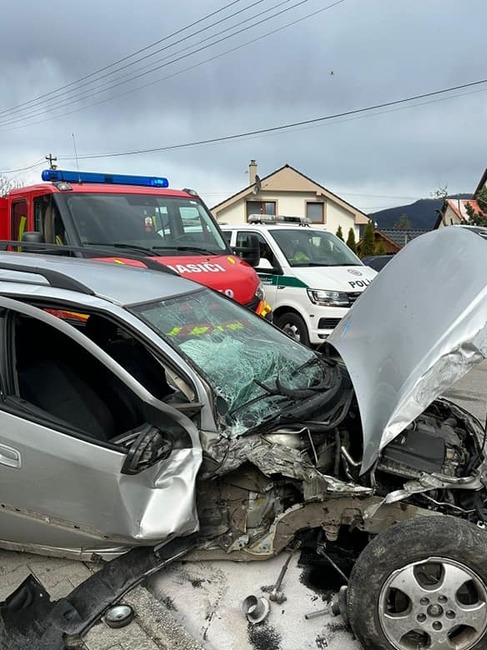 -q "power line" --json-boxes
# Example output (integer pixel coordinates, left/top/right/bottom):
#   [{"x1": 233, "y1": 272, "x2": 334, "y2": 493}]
[
  {"x1": 4, "y1": 79, "x2": 479, "y2": 182},
  {"x1": 360, "y1": 204, "x2": 412, "y2": 211},
  {"x1": 57, "y1": 0, "x2": 295, "y2": 107},
  {"x1": 0, "y1": 0, "x2": 320, "y2": 126},
  {"x1": 0, "y1": 0, "x2": 248, "y2": 120},
  {"x1": 57, "y1": 77, "x2": 487, "y2": 161},
  {"x1": 0, "y1": 0, "x2": 283, "y2": 126},
  {"x1": 0, "y1": 0, "x2": 345, "y2": 131},
  {"x1": 341, "y1": 193, "x2": 419, "y2": 200},
  {"x1": 328, "y1": 191, "x2": 420, "y2": 200},
  {"x1": 0, "y1": 159, "x2": 45, "y2": 175}
]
